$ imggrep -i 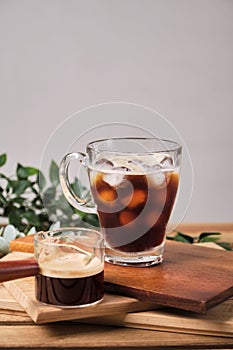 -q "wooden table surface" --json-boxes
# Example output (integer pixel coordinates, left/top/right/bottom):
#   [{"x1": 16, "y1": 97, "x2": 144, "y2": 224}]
[{"x1": 0, "y1": 223, "x2": 233, "y2": 350}]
